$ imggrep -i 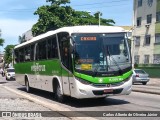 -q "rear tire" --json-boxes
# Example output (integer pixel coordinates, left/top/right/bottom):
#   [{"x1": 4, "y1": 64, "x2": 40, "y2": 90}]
[
  {"x1": 142, "y1": 82, "x2": 147, "y2": 85},
  {"x1": 55, "y1": 83, "x2": 65, "y2": 103},
  {"x1": 25, "y1": 78, "x2": 32, "y2": 93}
]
